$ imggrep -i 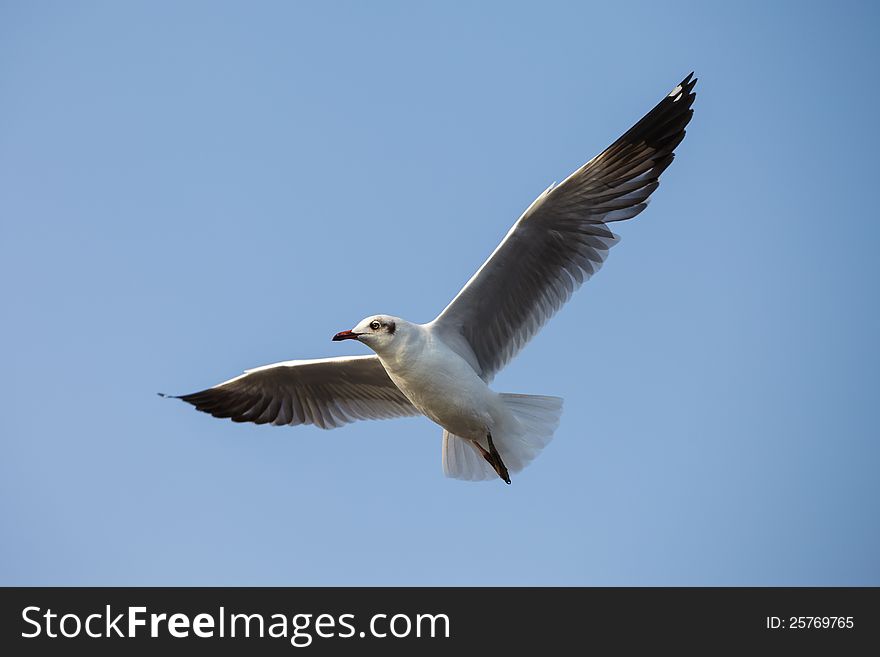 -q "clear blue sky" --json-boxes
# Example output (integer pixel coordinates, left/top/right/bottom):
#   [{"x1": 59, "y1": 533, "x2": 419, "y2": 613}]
[{"x1": 2, "y1": 1, "x2": 878, "y2": 585}]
